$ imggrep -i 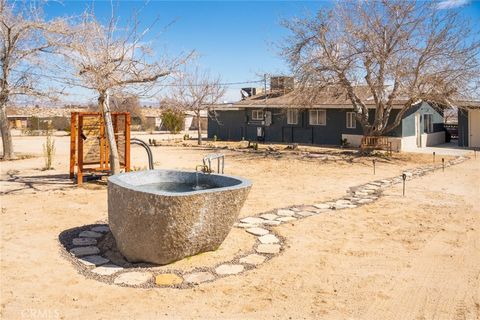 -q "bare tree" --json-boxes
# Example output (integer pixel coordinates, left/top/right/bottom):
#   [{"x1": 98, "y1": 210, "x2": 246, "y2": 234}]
[
  {"x1": 59, "y1": 10, "x2": 190, "y2": 174},
  {"x1": 167, "y1": 67, "x2": 225, "y2": 145},
  {"x1": 281, "y1": 0, "x2": 480, "y2": 137},
  {"x1": 0, "y1": 1, "x2": 63, "y2": 159}
]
